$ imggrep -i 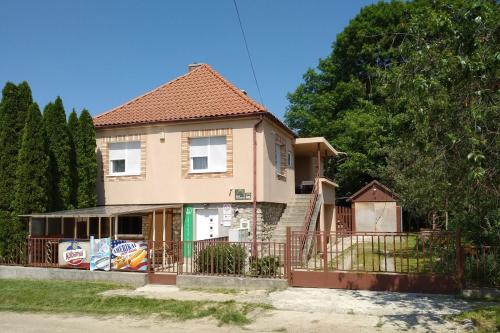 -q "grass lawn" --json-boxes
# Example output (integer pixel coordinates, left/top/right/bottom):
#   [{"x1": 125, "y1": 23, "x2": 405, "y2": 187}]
[
  {"x1": 330, "y1": 235, "x2": 456, "y2": 273},
  {"x1": 450, "y1": 305, "x2": 500, "y2": 333},
  {"x1": 0, "y1": 279, "x2": 271, "y2": 326}
]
